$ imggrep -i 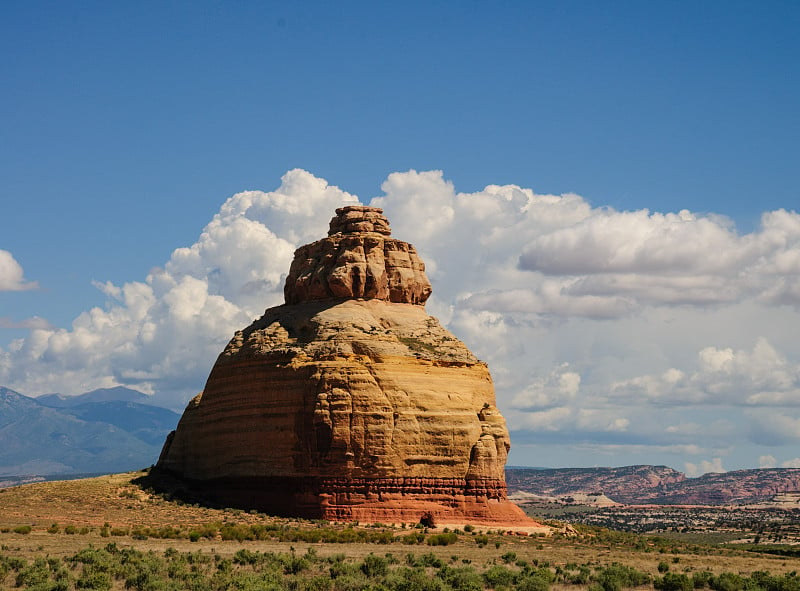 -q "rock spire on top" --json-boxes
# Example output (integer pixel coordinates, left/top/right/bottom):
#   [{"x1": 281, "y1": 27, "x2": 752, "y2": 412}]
[
  {"x1": 284, "y1": 205, "x2": 432, "y2": 305},
  {"x1": 328, "y1": 205, "x2": 391, "y2": 236}
]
